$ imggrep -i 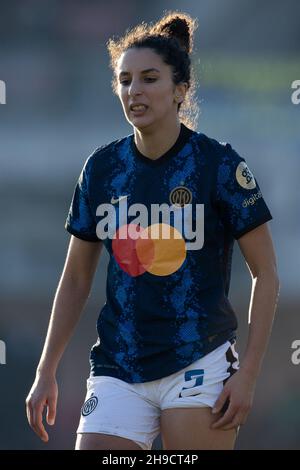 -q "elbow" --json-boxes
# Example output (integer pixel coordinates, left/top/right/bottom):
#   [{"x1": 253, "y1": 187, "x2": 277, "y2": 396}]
[
  {"x1": 254, "y1": 265, "x2": 280, "y2": 297},
  {"x1": 63, "y1": 272, "x2": 93, "y2": 296}
]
